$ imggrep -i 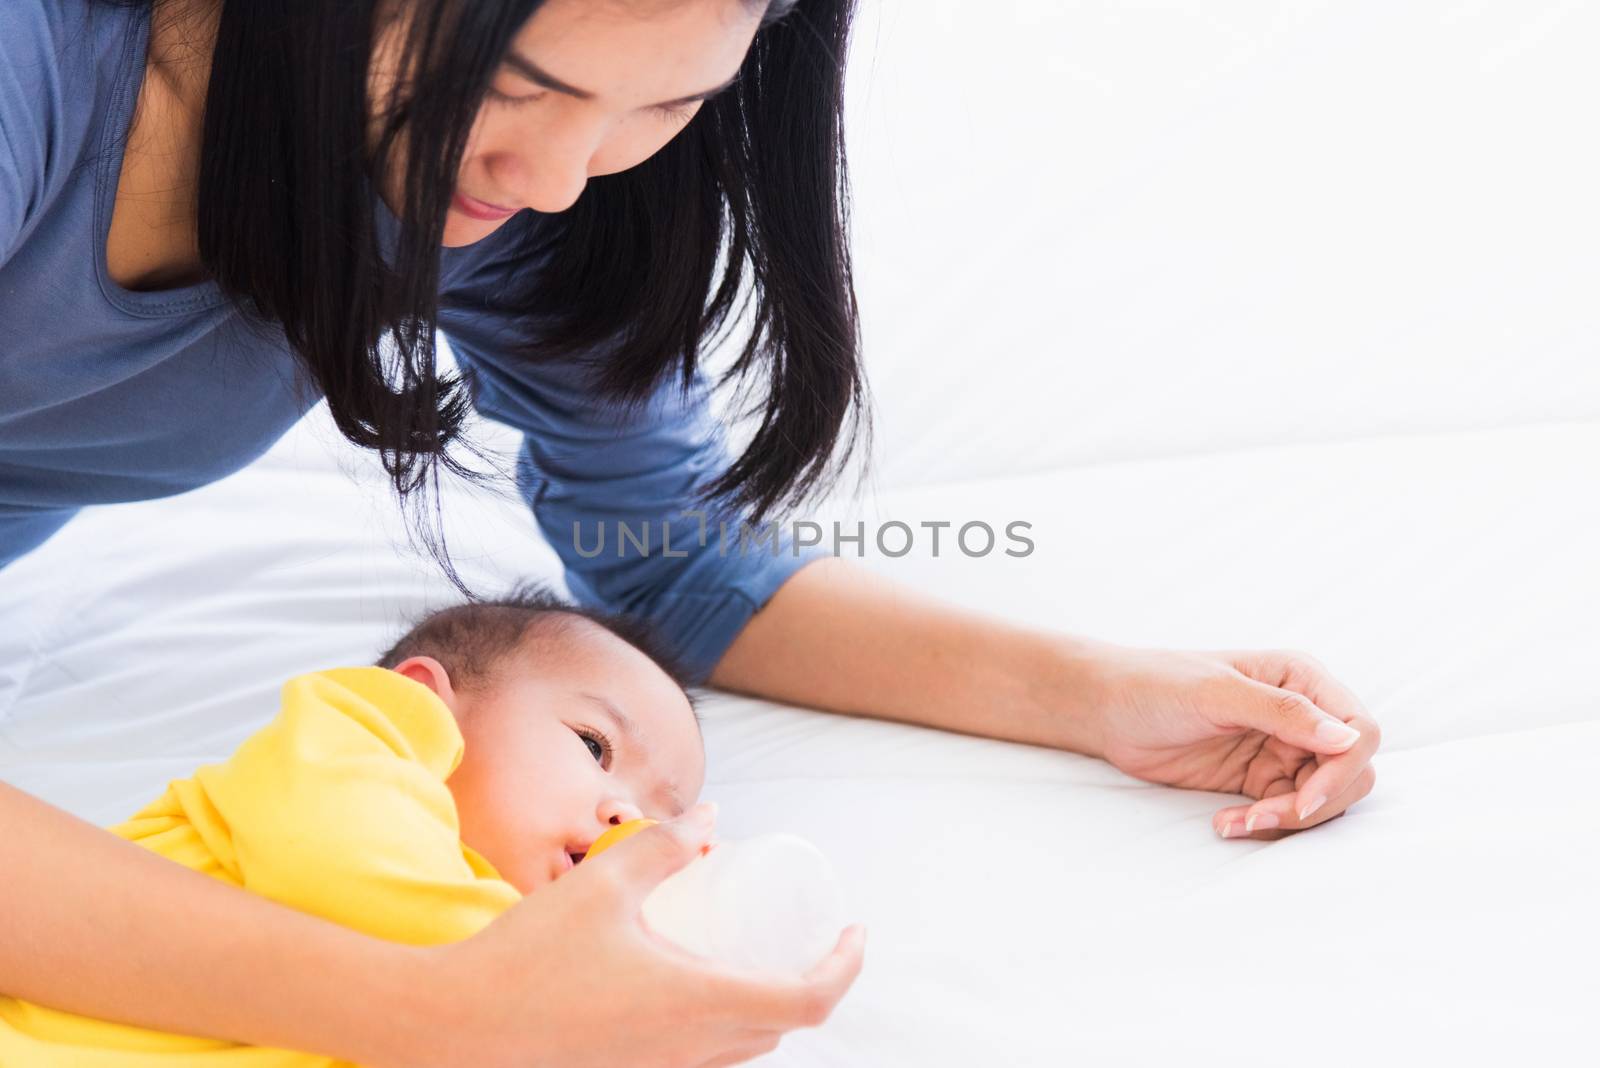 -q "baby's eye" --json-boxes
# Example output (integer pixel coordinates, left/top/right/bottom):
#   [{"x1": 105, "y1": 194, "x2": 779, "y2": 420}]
[{"x1": 575, "y1": 726, "x2": 613, "y2": 767}]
